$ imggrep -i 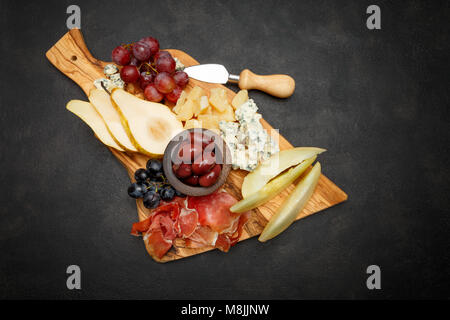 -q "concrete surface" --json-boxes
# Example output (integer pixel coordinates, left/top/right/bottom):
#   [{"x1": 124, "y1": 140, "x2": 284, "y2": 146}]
[{"x1": 0, "y1": 0, "x2": 449, "y2": 299}]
